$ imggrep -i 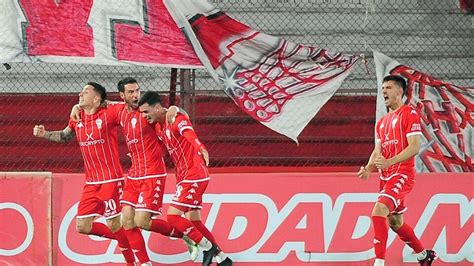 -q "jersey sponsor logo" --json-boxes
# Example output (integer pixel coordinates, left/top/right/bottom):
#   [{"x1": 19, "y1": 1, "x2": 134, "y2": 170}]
[
  {"x1": 411, "y1": 123, "x2": 421, "y2": 131},
  {"x1": 81, "y1": 132, "x2": 106, "y2": 146},
  {"x1": 86, "y1": 132, "x2": 94, "y2": 141},
  {"x1": 382, "y1": 138, "x2": 399, "y2": 148},
  {"x1": 79, "y1": 138, "x2": 105, "y2": 147}
]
